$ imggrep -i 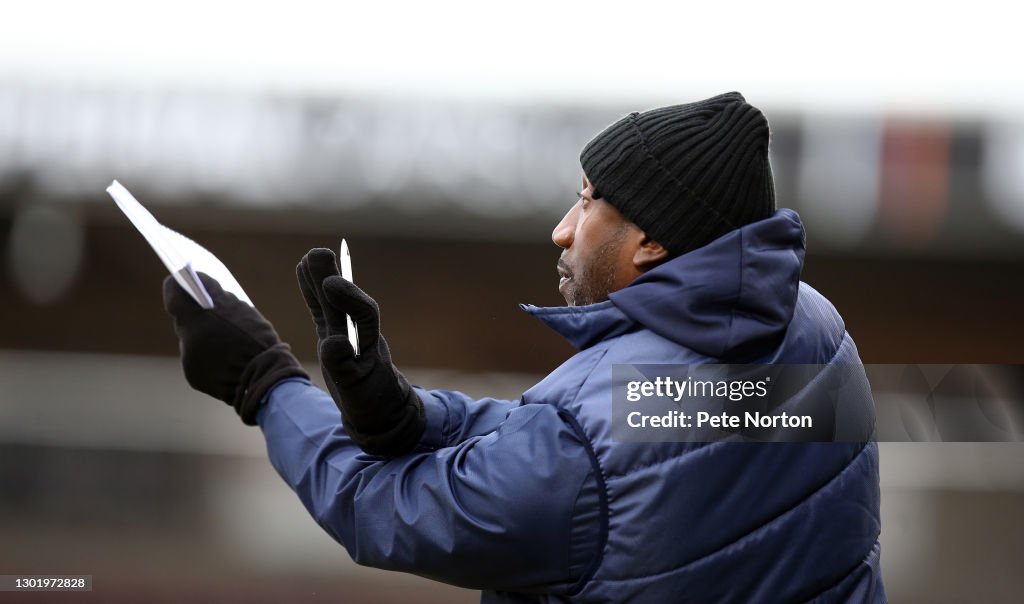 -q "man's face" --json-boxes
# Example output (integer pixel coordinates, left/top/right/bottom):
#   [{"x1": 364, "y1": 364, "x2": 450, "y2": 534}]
[{"x1": 552, "y1": 173, "x2": 642, "y2": 306}]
